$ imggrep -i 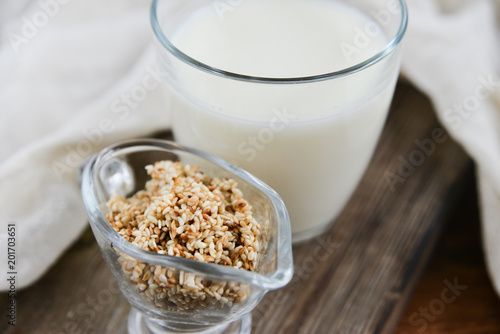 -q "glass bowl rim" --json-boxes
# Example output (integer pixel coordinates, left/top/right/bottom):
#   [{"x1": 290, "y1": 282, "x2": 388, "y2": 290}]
[
  {"x1": 81, "y1": 138, "x2": 294, "y2": 290},
  {"x1": 150, "y1": 0, "x2": 408, "y2": 84}
]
